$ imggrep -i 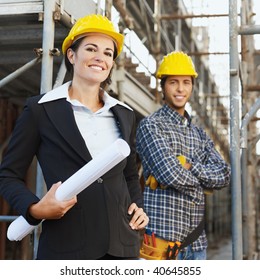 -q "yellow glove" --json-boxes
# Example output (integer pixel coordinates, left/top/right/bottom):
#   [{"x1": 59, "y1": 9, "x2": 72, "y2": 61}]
[
  {"x1": 177, "y1": 155, "x2": 186, "y2": 166},
  {"x1": 145, "y1": 174, "x2": 158, "y2": 190}
]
